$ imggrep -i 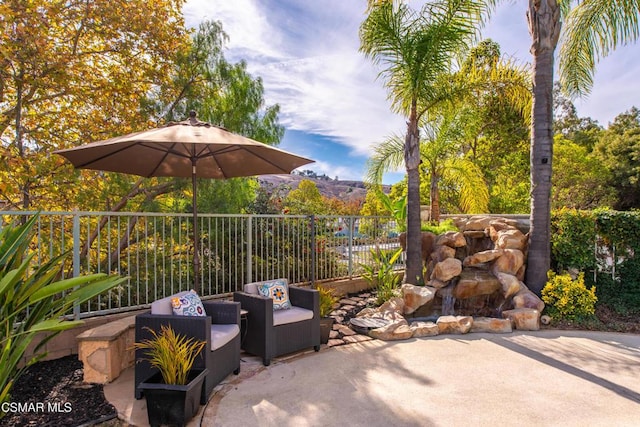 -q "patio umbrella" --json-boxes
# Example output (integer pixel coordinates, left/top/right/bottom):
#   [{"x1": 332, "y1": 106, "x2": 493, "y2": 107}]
[{"x1": 55, "y1": 111, "x2": 314, "y2": 292}]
